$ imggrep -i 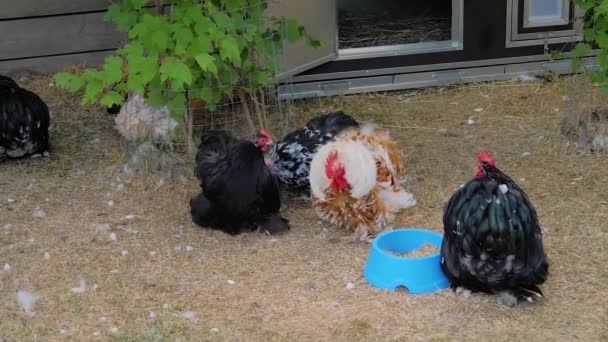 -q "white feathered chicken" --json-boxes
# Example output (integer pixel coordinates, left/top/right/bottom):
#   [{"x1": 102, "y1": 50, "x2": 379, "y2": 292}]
[
  {"x1": 309, "y1": 124, "x2": 416, "y2": 241},
  {"x1": 114, "y1": 94, "x2": 178, "y2": 144}
]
